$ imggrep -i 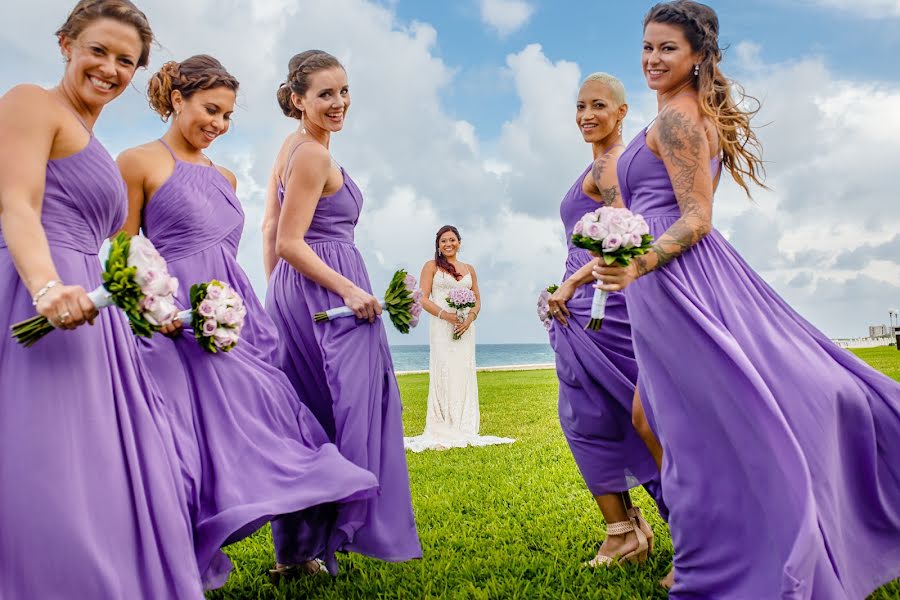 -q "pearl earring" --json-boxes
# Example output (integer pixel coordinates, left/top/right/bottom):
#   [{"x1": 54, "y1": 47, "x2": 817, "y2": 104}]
[{"x1": 693, "y1": 64, "x2": 700, "y2": 76}]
